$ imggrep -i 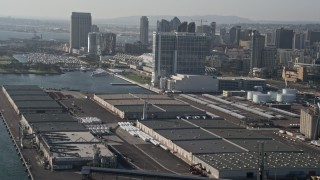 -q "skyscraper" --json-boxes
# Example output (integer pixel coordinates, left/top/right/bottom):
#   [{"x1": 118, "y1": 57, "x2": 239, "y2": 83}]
[
  {"x1": 152, "y1": 32, "x2": 210, "y2": 86},
  {"x1": 294, "y1": 32, "x2": 306, "y2": 50},
  {"x1": 91, "y1": 25, "x2": 99, "y2": 32},
  {"x1": 140, "y1": 16, "x2": 149, "y2": 45},
  {"x1": 250, "y1": 31, "x2": 265, "y2": 74},
  {"x1": 187, "y1": 22, "x2": 196, "y2": 33},
  {"x1": 210, "y1": 22, "x2": 216, "y2": 36},
  {"x1": 265, "y1": 32, "x2": 275, "y2": 47},
  {"x1": 170, "y1": 17, "x2": 181, "y2": 32},
  {"x1": 178, "y1": 22, "x2": 188, "y2": 32},
  {"x1": 229, "y1": 26, "x2": 241, "y2": 46},
  {"x1": 275, "y1": 28, "x2": 294, "y2": 49},
  {"x1": 157, "y1": 19, "x2": 170, "y2": 32},
  {"x1": 70, "y1": 12, "x2": 92, "y2": 52},
  {"x1": 88, "y1": 32, "x2": 116, "y2": 56}
]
